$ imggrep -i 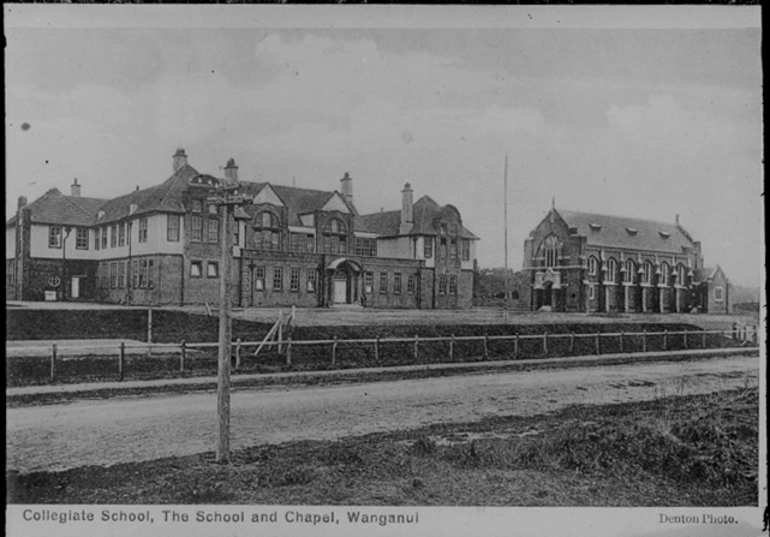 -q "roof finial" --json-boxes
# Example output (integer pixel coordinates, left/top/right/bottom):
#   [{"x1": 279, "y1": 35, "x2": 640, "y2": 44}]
[
  {"x1": 675, "y1": 213, "x2": 680, "y2": 225},
  {"x1": 551, "y1": 197, "x2": 556, "y2": 210}
]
